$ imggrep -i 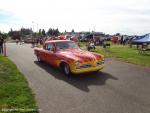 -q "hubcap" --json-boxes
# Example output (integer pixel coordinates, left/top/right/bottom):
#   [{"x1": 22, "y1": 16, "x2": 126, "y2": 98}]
[
  {"x1": 64, "y1": 65, "x2": 69, "y2": 75},
  {"x1": 37, "y1": 56, "x2": 40, "y2": 61}
]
